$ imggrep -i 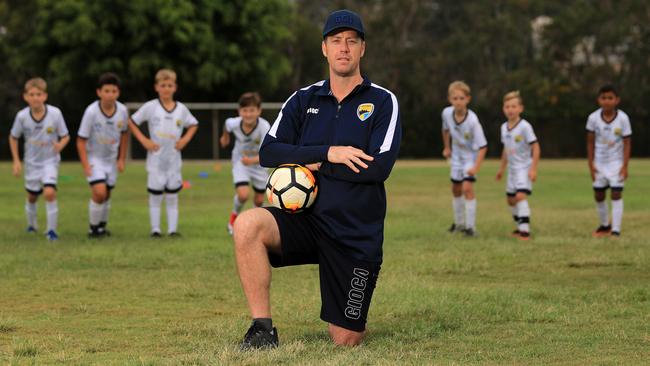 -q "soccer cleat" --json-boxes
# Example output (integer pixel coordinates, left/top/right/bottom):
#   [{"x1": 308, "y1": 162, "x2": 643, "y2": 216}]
[
  {"x1": 227, "y1": 212, "x2": 238, "y2": 235},
  {"x1": 88, "y1": 225, "x2": 107, "y2": 238},
  {"x1": 518, "y1": 231, "x2": 531, "y2": 241},
  {"x1": 99, "y1": 222, "x2": 111, "y2": 237},
  {"x1": 511, "y1": 229, "x2": 520, "y2": 237},
  {"x1": 592, "y1": 225, "x2": 612, "y2": 238},
  {"x1": 46, "y1": 230, "x2": 59, "y2": 241},
  {"x1": 169, "y1": 232, "x2": 181, "y2": 238},
  {"x1": 610, "y1": 231, "x2": 621, "y2": 237},
  {"x1": 240, "y1": 321, "x2": 279, "y2": 350},
  {"x1": 463, "y1": 228, "x2": 477, "y2": 237},
  {"x1": 150, "y1": 231, "x2": 162, "y2": 238},
  {"x1": 448, "y1": 223, "x2": 465, "y2": 233},
  {"x1": 26, "y1": 226, "x2": 37, "y2": 233}
]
